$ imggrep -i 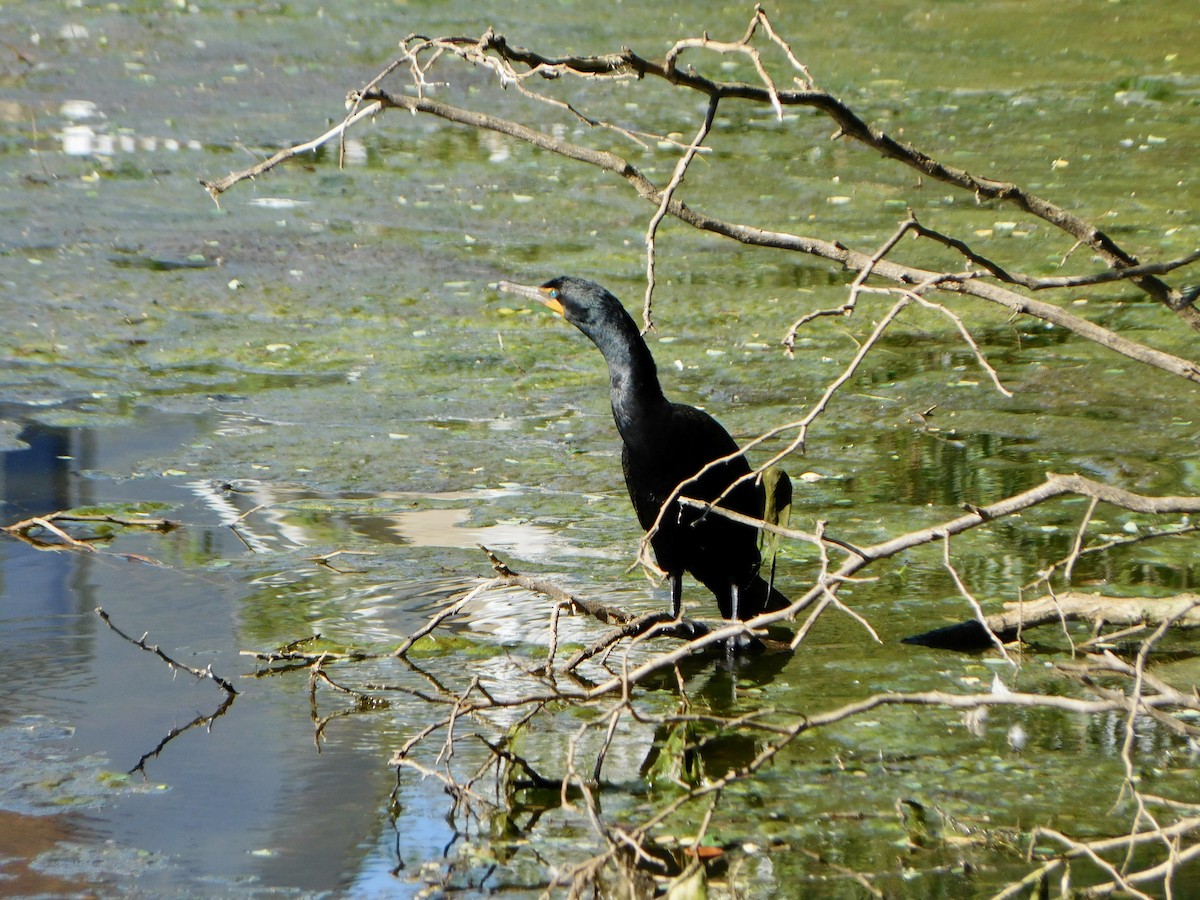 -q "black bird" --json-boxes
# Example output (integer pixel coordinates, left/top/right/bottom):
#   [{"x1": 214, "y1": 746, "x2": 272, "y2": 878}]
[{"x1": 499, "y1": 276, "x2": 790, "y2": 622}]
